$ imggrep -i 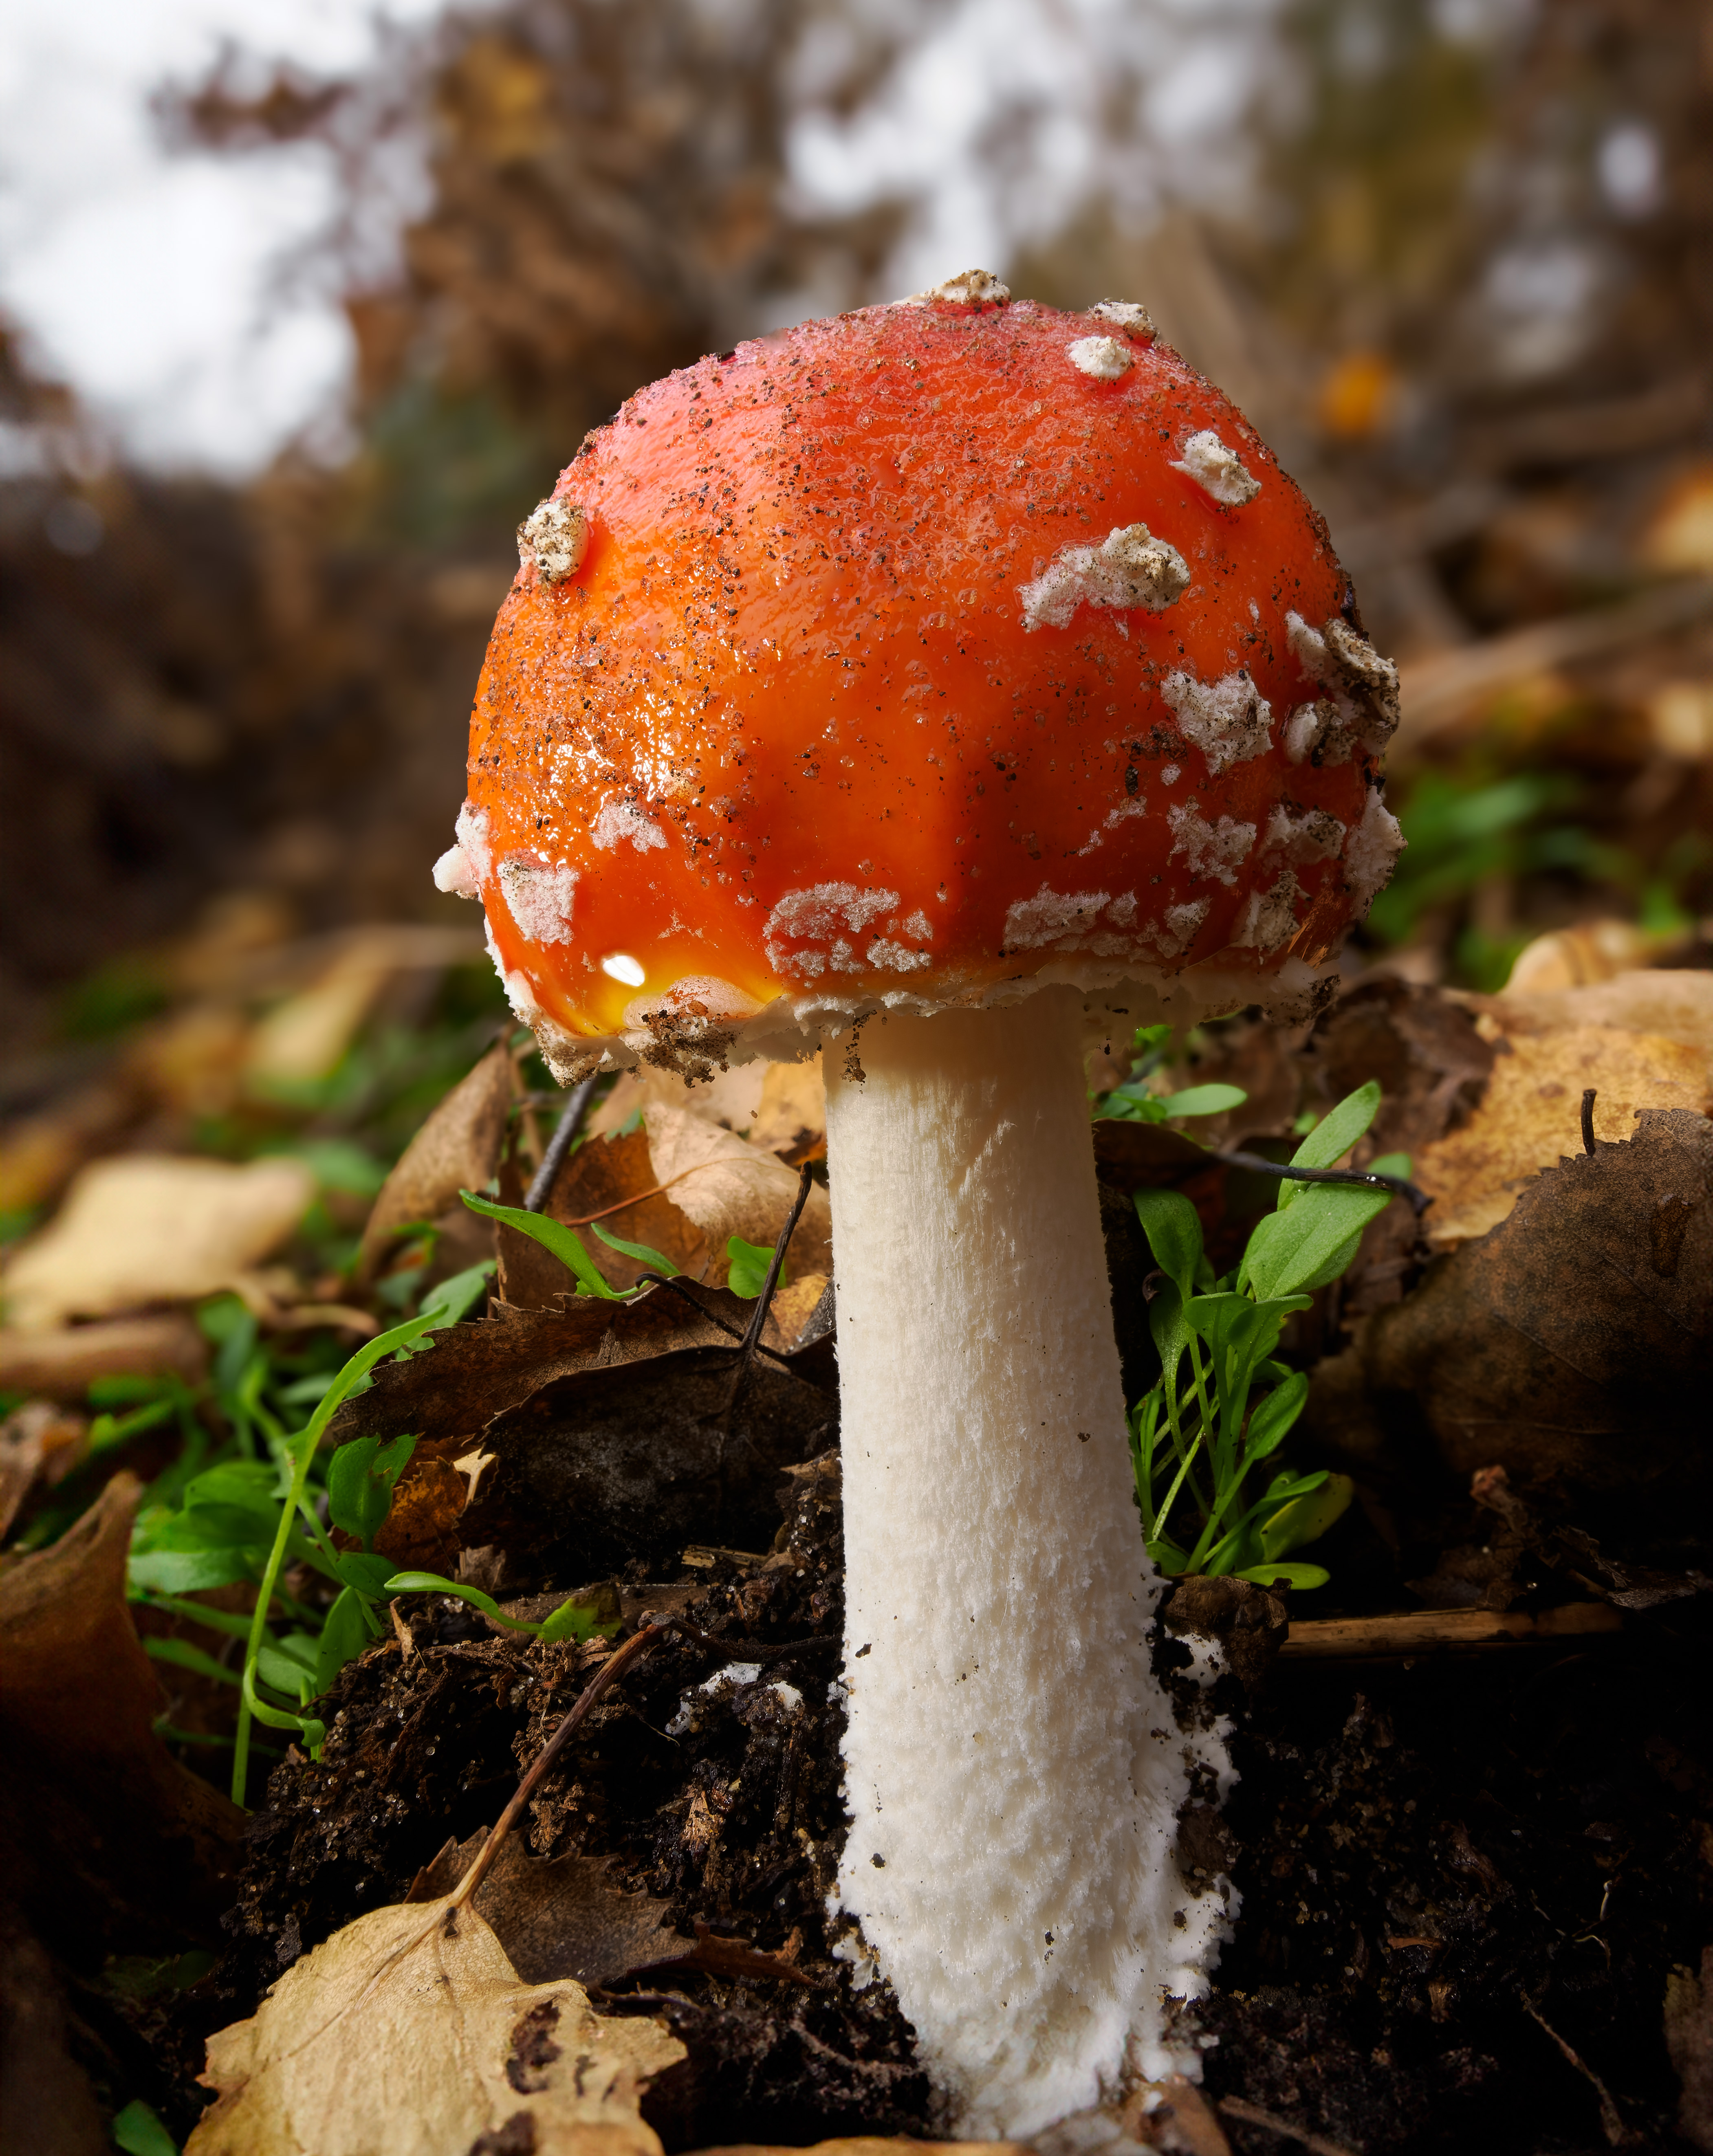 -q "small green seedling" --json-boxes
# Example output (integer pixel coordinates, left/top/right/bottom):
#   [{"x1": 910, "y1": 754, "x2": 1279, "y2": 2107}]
[
  {"x1": 459, "y1": 1190, "x2": 677, "y2": 1295},
  {"x1": 1094, "y1": 1023, "x2": 1248, "y2": 1126},
  {"x1": 725, "y1": 1233, "x2": 784, "y2": 1299},
  {"x1": 383, "y1": 1572, "x2": 618, "y2": 1644},
  {"x1": 128, "y1": 1269, "x2": 493, "y2": 1802},
  {"x1": 1129, "y1": 1080, "x2": 1403, "y2": 1589},
  {"x1": 112, "y1": 2098, "x2": 178, "y2": 2156}
]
